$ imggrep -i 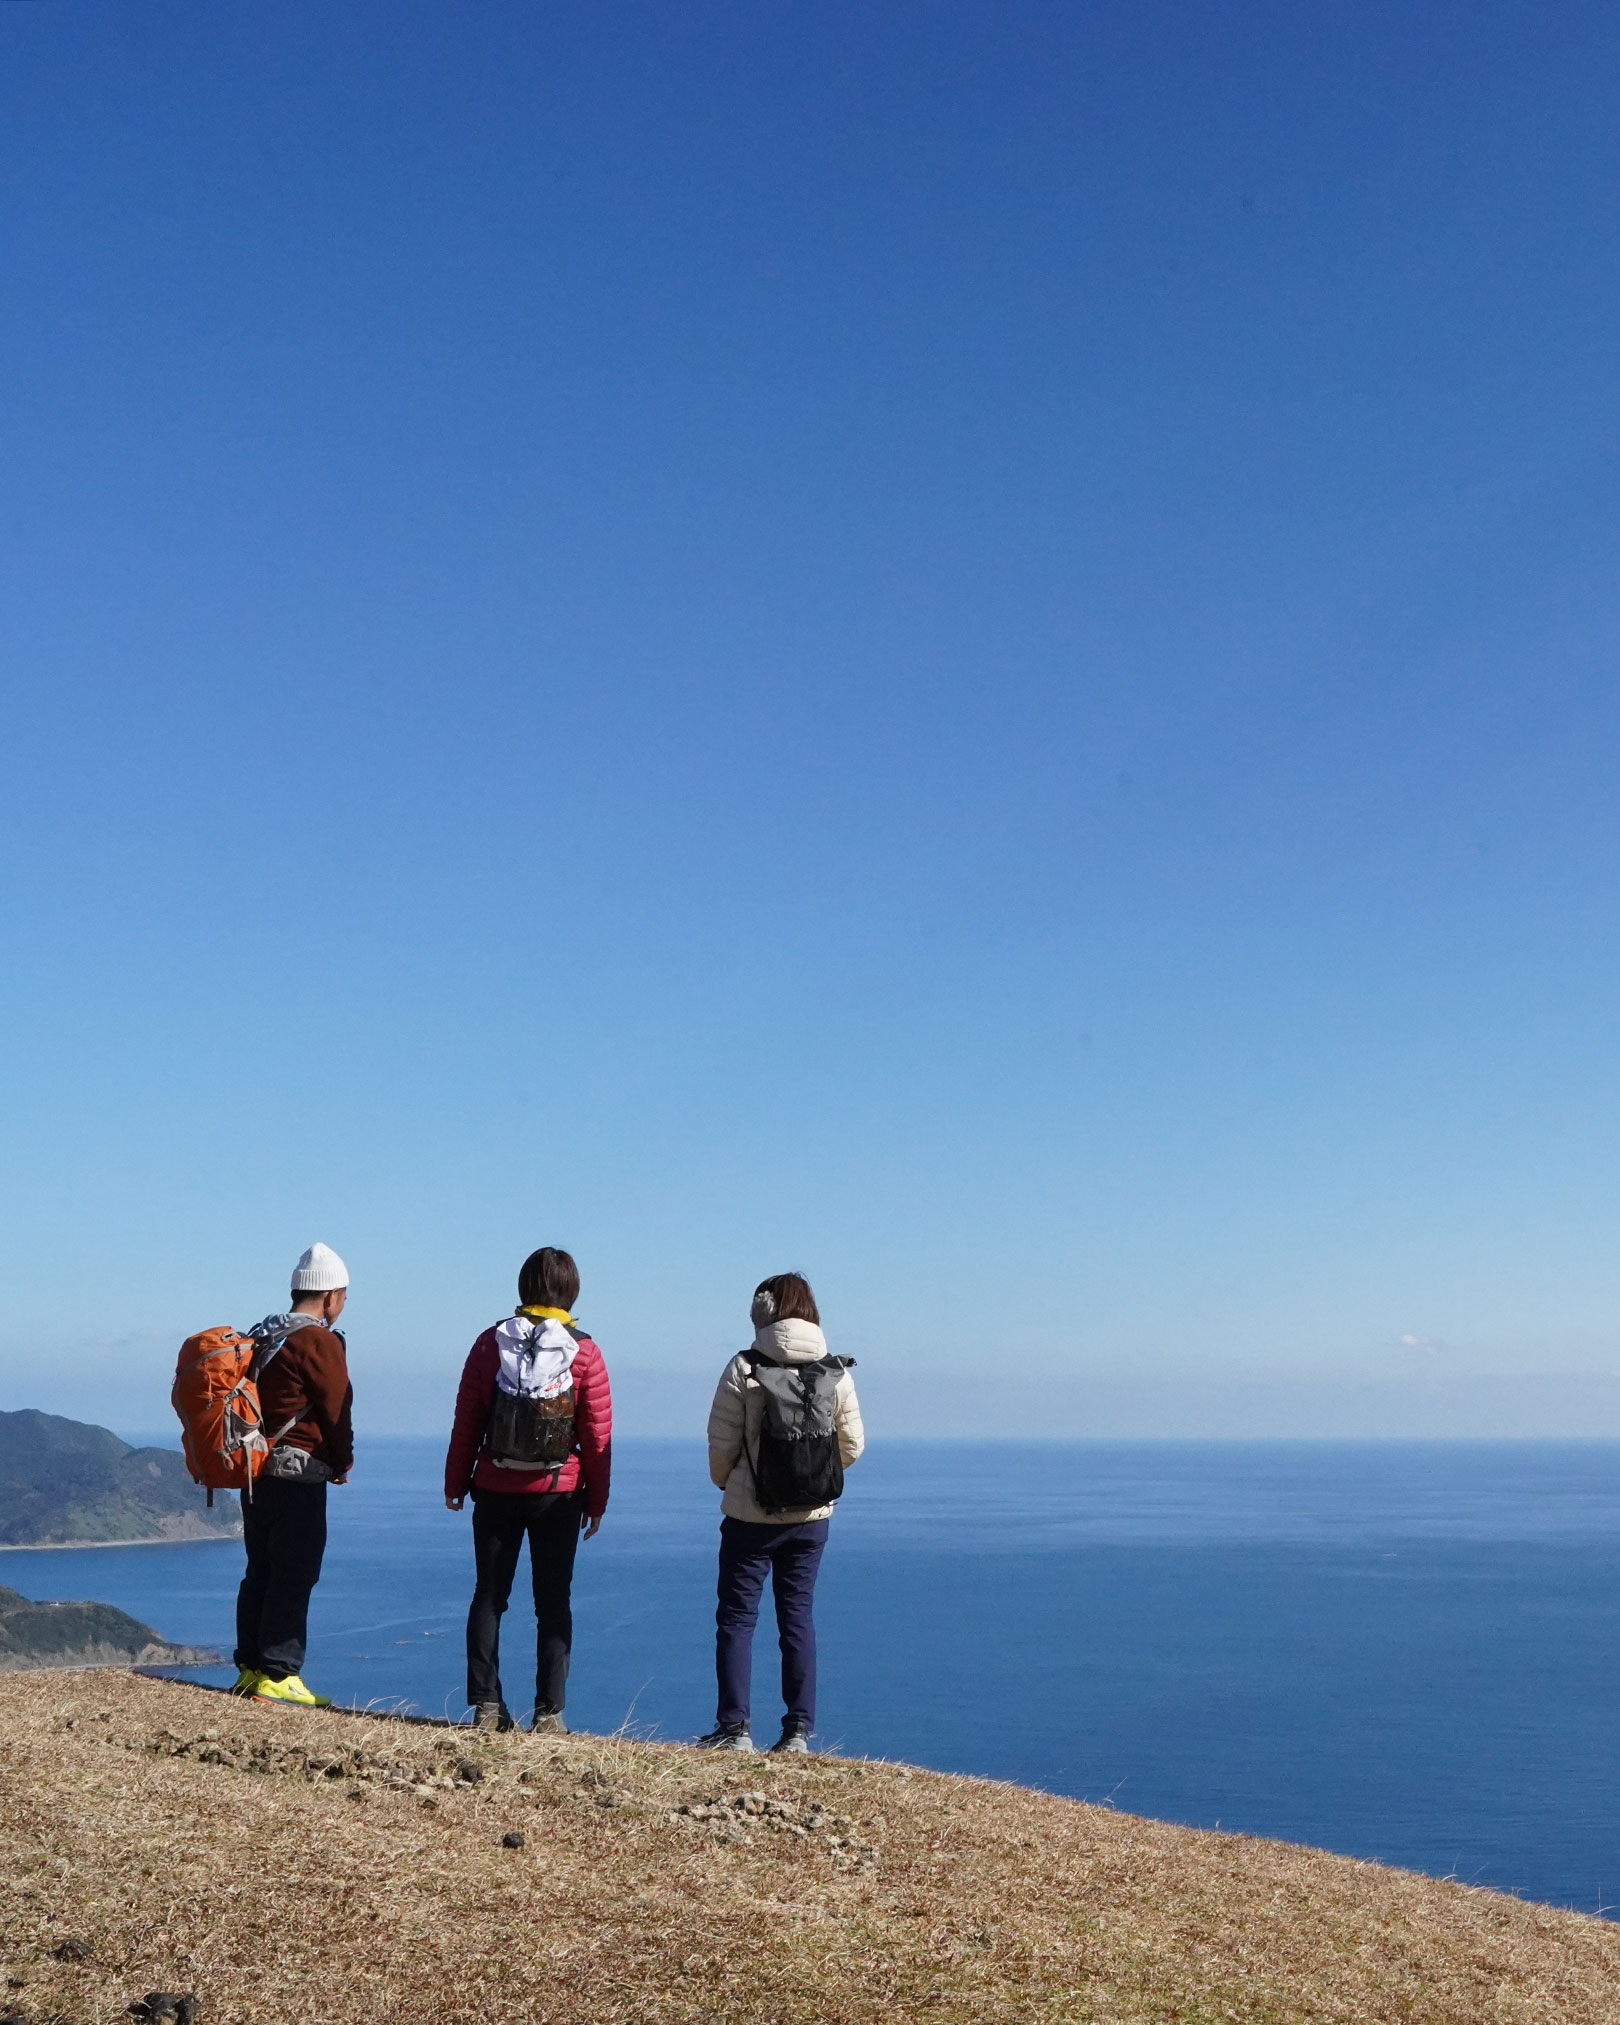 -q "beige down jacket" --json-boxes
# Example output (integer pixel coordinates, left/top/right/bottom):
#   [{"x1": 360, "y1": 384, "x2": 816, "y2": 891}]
[{"x1": 707, "y1": 1318, "x2": 865, "y2": 1524}]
